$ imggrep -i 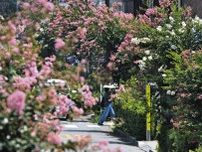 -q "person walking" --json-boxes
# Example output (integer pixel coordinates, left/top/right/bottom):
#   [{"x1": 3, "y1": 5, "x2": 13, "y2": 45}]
[{"x1": 98, "y1": 87, "x2": 116, "y2": 125}]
